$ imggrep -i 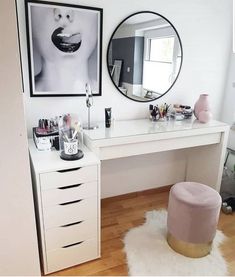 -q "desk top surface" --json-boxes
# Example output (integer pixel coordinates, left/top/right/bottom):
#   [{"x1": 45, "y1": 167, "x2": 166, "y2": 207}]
[
  {"x1": 28, "y1": 140, "x2": 100, "y2": 173},
  {"x1": 84, "y1": 119, "x2": 228, "y2": 141}
]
